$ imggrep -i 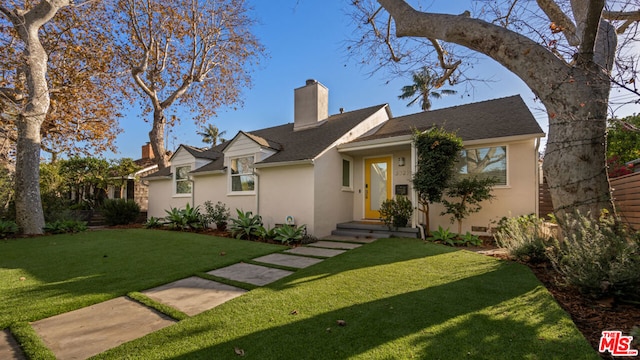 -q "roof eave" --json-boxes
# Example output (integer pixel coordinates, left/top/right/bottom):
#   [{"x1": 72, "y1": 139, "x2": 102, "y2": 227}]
[
  {"x1": 338, "y1": 134, "x2": 413, "y2": 152},
  {"x1": 190, "y1": 169, "x2": 226, "y2": 176},
  {"x1": 253, "y1": 159, "x2": 314, "y2": 169},
  {"x1": 462, "y1": 132, "x2": 545, "y2": 147}
]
